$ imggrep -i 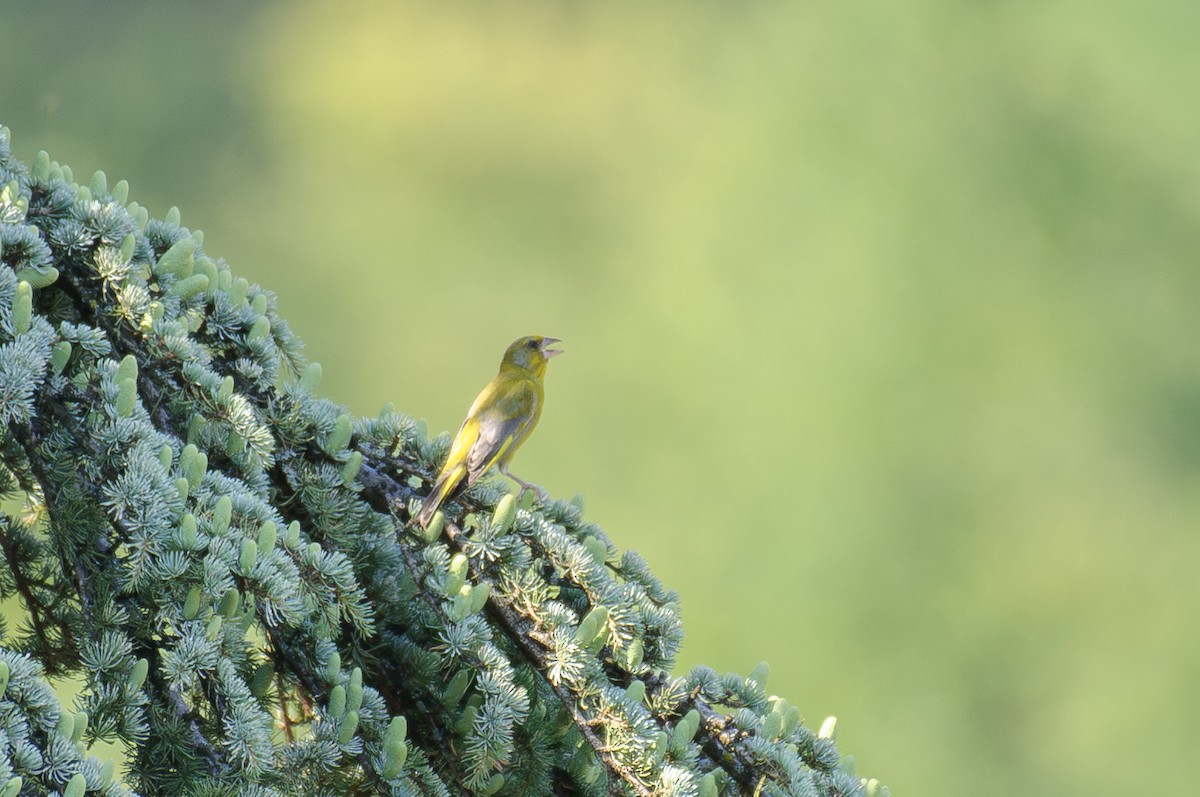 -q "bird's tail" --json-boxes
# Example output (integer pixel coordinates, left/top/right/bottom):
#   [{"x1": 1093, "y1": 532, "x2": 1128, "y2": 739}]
[{"x1": 415, "y1": 465, "x2": 465, "y2": 528}]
